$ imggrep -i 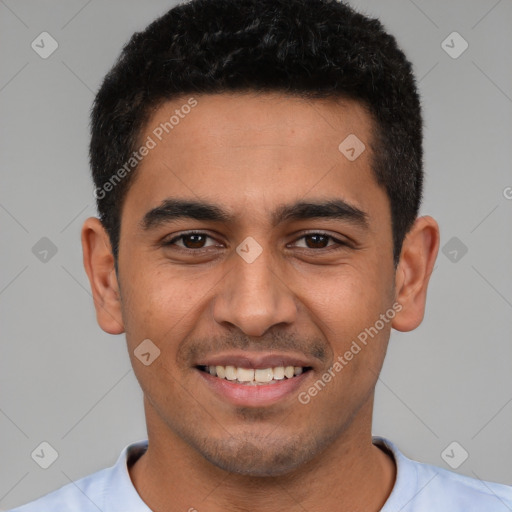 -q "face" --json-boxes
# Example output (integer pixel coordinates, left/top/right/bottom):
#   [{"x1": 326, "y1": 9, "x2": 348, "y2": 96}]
[{"x1": 103, "y1": 93, "x2": 400, "y2": 475}]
